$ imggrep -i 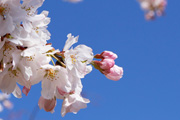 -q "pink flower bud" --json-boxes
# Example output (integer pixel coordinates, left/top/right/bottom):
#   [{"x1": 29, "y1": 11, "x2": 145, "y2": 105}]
[
  {"x1": 22, "y1": 86, "x2": 31, "y2": 96},
  {"x1": 92, "y1": 59, "x2": 115, "y2": 72},
  {"x1": 102, "y1": 69, "x2": 111, "y2": 75},
  {"x1": 38, "y1": 96, "x2": 56, "y2": 113},
  {"x1": 100, "y1": 59, "x2": 115, "y2": 70},
  {"x1": 101, "y1": 51, "x2": 118, "y2": 60},
  {"x1": 105, "y1": 65, "x2": 123, "y2": 81}
]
